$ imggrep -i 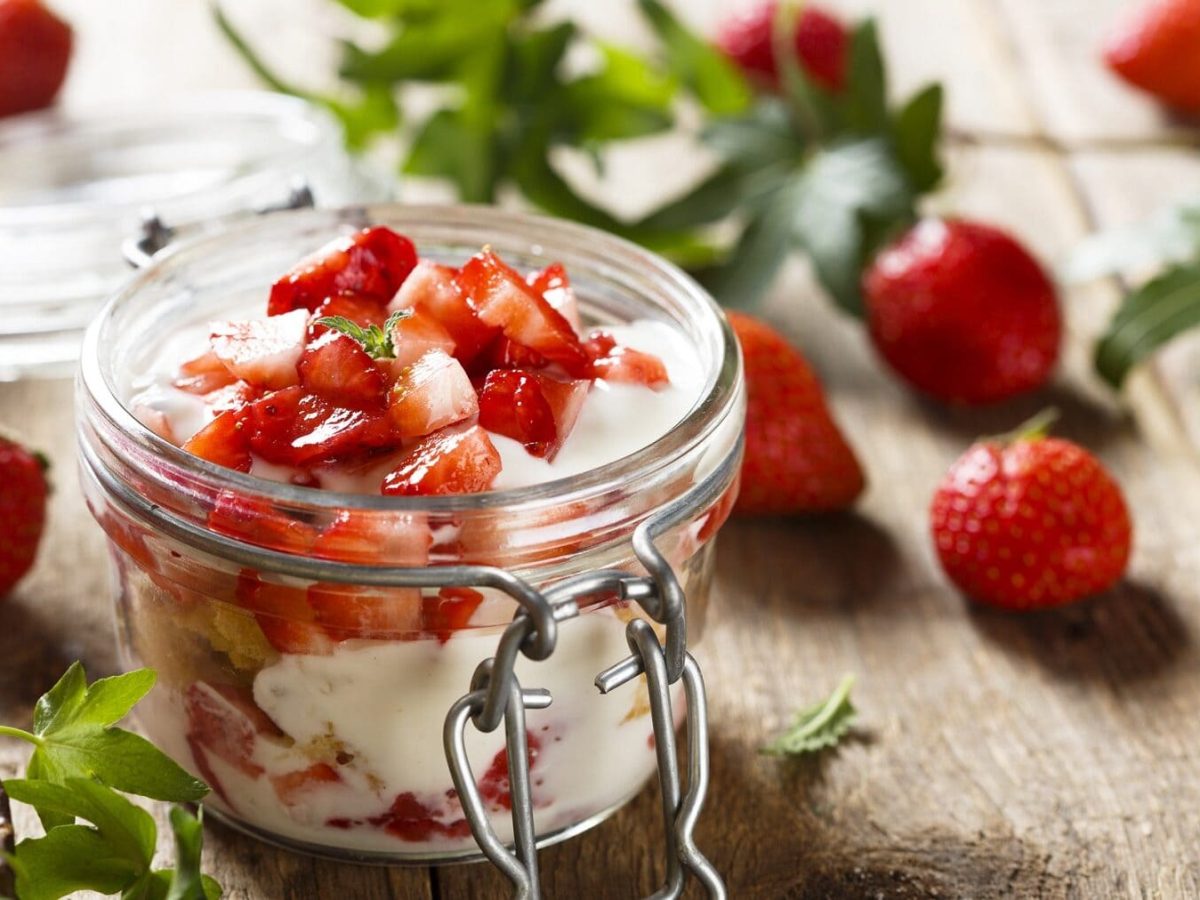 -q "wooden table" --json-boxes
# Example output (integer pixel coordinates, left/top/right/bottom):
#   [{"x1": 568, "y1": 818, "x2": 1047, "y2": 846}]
[{"x1": 4, "y1": 0, "x2": 1200, "y2": 896}]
